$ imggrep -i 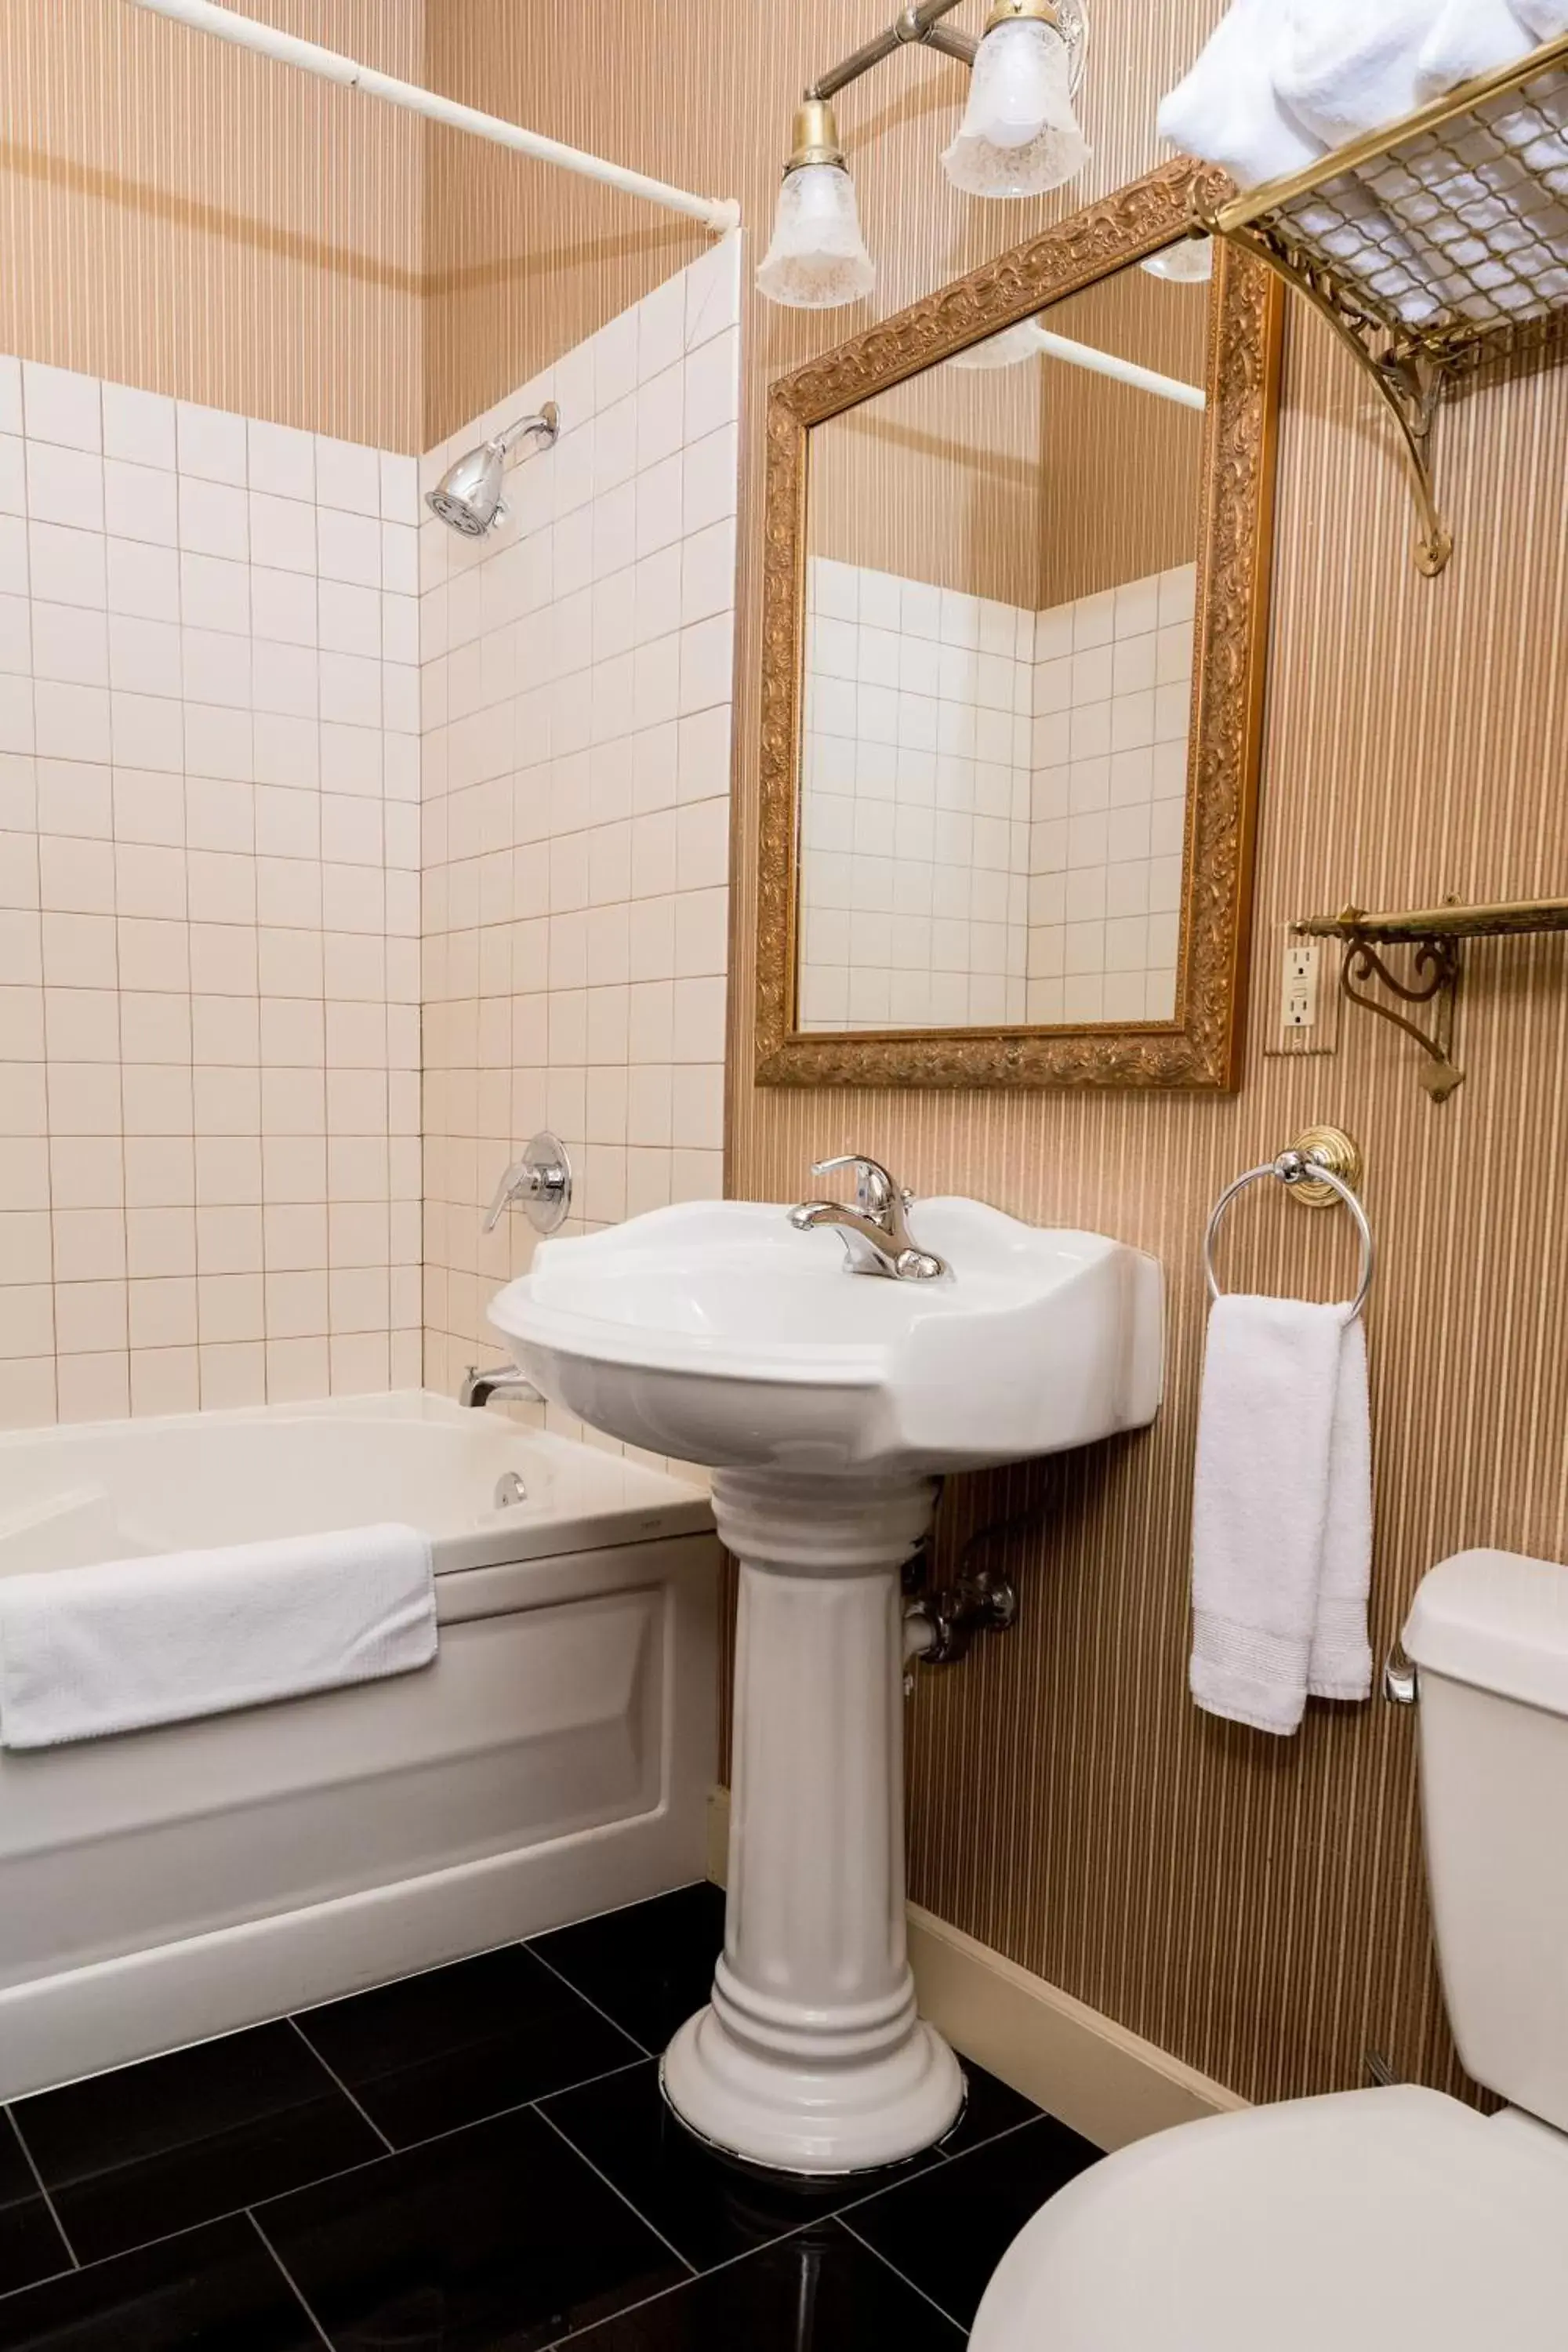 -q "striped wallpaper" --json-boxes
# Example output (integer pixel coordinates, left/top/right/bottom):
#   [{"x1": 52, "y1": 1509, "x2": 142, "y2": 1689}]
[
  {"x1": 14, "y1": 0, "x2": 1568, "y2": 2110},
  {"x1": 0, "y1": 0, "x2": 423, "y2": 450},
  {"x1": 1034, "y1": 265, "x2": 1208, "y2": 607},
  {"x1": 426, "y1": 0, "x2": 1568, "y2": 2111}
]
